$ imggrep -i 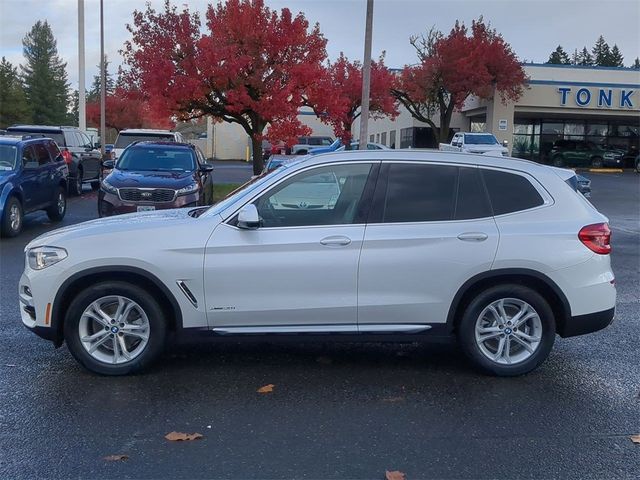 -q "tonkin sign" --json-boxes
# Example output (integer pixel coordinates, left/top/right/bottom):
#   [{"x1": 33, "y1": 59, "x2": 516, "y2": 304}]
[{"x1": 558, "y1": 87, "x2": 634, "y2": 108}]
